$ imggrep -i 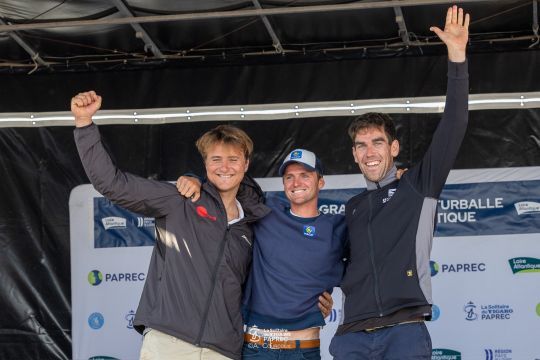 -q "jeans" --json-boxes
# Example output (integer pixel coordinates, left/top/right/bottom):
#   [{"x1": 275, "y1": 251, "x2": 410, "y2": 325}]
[
  {"x1": 329, "y1": 322, "x2": 432, "y2": 360},
  {"x1": 242, "y1": 342, "x2": 320, "y2": 360}
]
